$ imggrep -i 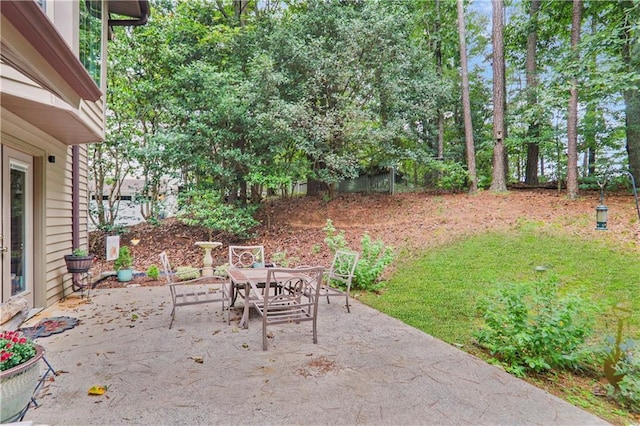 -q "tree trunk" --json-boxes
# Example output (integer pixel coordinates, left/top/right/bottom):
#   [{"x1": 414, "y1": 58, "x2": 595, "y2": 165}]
[
  {"x1": 457, "y1": 0, "x2": 477, "y2": 193},
  {"x1": 626, "y1": 89, "x2": 640, "y2": 184},
  {"x1": 436, "y1": 0, "x2": 445, "y2": 160},
  {"x1": 524, "y1": 0, "x2": 540, "y2": 185},
  {"x1": 490, "y1": 0, "x2": 507, "y2": 192},
  {"x1": 567, "y1": 0, "x2": 582, "y2": 200},
  {"x1": 622, "y1": 2, "x2": 640, "y2": 183}
]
